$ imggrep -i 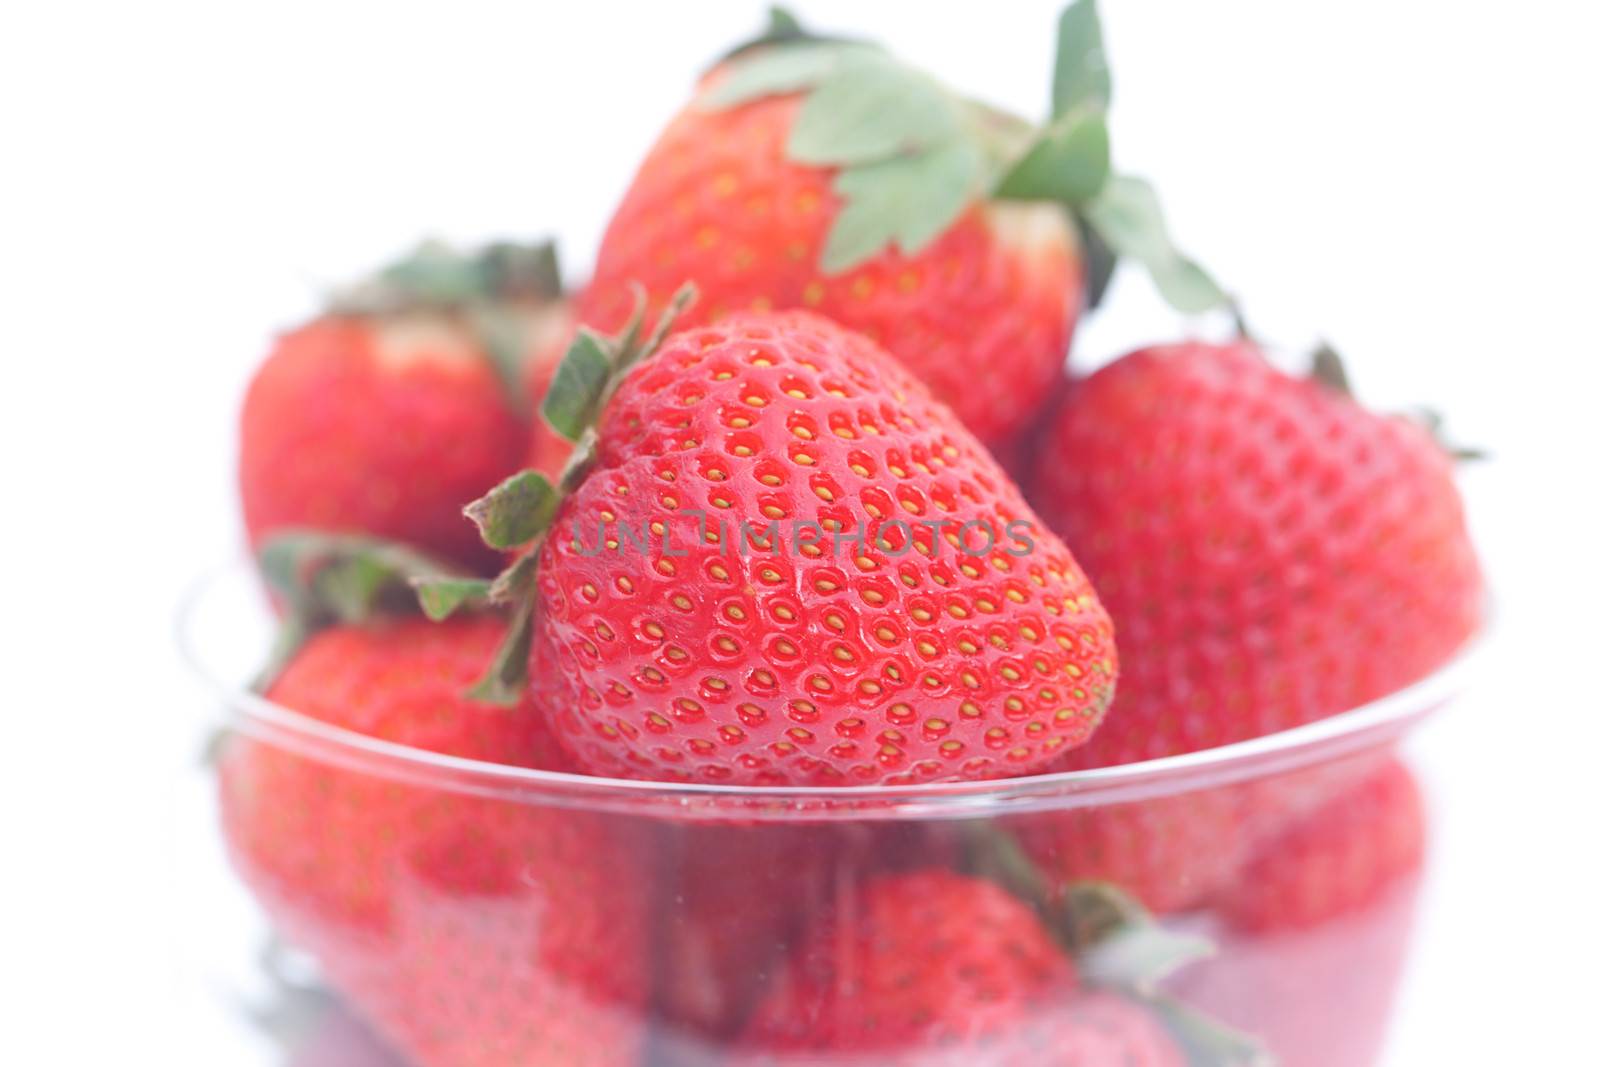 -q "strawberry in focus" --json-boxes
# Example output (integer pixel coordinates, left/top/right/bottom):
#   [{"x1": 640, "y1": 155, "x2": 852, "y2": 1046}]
[
  {"x1": 219, "y1": 613, "x2": 649, "y2": 1067},
  {"x1": 521, "y1": 309, "x2": 1117, "y2": 785},
  {"x1": 239, "y1": 242, "x2": 566, "y2": 572}
]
